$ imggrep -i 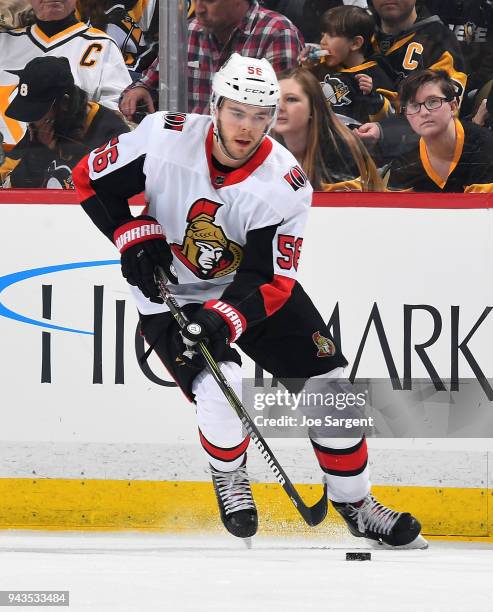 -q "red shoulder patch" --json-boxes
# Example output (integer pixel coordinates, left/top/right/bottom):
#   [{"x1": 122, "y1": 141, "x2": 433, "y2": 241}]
[
  {"x1": 284, "y1": 165, "x2": 308, "y2": 191},
  {"x1": 163, "y1": 112, "x2": 187, "y2": 131}
]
